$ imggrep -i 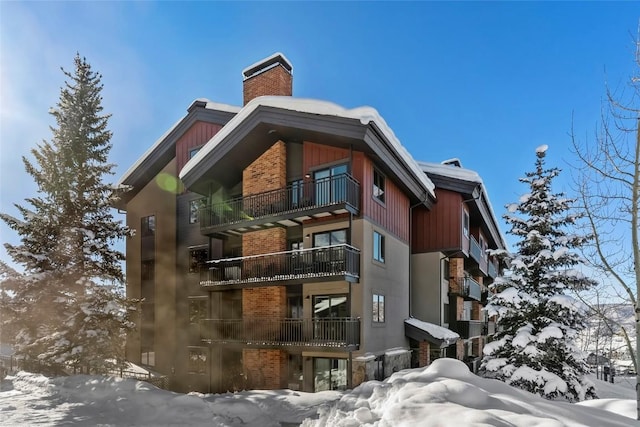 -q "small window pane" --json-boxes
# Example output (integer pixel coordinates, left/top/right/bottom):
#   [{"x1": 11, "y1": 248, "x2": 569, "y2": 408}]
[
  {"x1": 373, "y1": 231, "x2": 385, "y2": 263},
  {"x1": 189, "y1": 248, "x2": 208, "y2": 273},
  {"x1": 189, "y1": 147, "x2": 201, "y2": 159},
  {"x1": 463, "y1": 210, "x2": 469, "y2": 237},
  {"x1": 189, "y1": 199, "x2": 204, "y2": 224},
  {"x1": 373, "y1": 169, "x2": 385, "y2": 203},
  {"x1": 141, "y1": 215, "x2": 155, "y2": 237},
  {"x1": 188, "y1": 348, "x2": 207, "y2": 374},
  {"x1": 189, "y1": 298, "x2": 207, "y2": 323},
  {"x1": 373, "y1": 294, "x2": 385, "y2": 323}
]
